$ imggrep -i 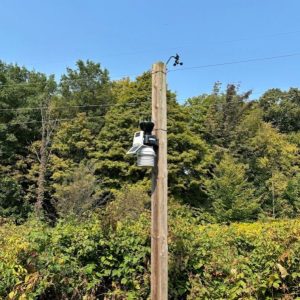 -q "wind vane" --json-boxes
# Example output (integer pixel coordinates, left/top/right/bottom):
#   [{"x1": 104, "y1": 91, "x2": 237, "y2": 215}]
[{"x1": 166, "y1": 53, "x2": 183, "y2": 67}]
